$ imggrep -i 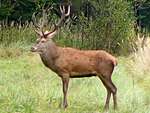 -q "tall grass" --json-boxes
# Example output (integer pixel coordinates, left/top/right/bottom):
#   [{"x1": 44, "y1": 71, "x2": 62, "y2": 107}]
[
  {"x1": 0, "y1": 53, "x2": 149, "y2": 113},
  {"x1": 0, "y1": 24, "x2": 83, "y2": 50},
  {"x1": 0, "y1": 23, "x2": 36, "y2": 49},
  {"x1": 0, "y1": 20, "x2": 135, "y2": 55},
  {"x1": 0, "y1": 24, "x2": 149, "y2": 113},
  {"x1": 0, "y1": 23, "x2": 104, "y2": 57},
  {"x1": 129, "y1": 37, "x2": 150, "y2": 99}
]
